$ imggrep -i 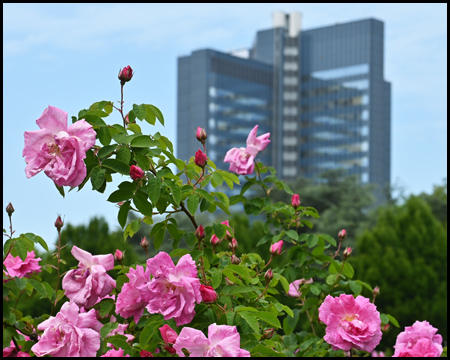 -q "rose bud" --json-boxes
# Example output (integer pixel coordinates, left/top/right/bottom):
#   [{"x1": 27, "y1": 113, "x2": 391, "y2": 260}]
[
  {"x1": 140, "y1": 237, "x2": 149, "y2": 250},
  {"x1": 200, "y1": 284, "x2": 217, "y2": 303},
  {"x1": 264, "y1": 269, "x2": 273, "y2": 283},
  {"x1": 196, "y1": 127, "x2": 207, "y2": 144},
  {"x1": 125, "y1": 113, "x2": 130, "y2": 126},
  {"x1": 343, "y1": 246, "x2": 352, "y2": 259},
  {"x1": 229, "y1": 238, "x2": 238, "y2": 252},
  {"x1": 338, "y1": 229, "x2": 347, "y2": 241},
  {"x1": 231, "y1": 254, "x2": 241, "y2": 264},
  {"x1": 55, "y1": 215, "x2": 64, "y2": 230},
  {"x1": 381, "y1": 323, "x2": 390, "y2": 332},
  {"x1": 269, "y1": 240, "x2": 283, "y2": 256},
  {"x1": 225, "y1": 277, "x2": 235, "y2": 286},
  {"x1": 291, "y1": 194, "x2": 300, "y2": 208},
  {"x1": 210, "y1": 234, "x2": 221, "y2": 247},
  {"x1": 130, "y1": 165, "x2": 145, "y2": 180},
  {"x1": 195, "y1": 225, "x2": 205, "y2": 240},
  {"x1": 6, "y1": 202, "x2": 14, "y2": 216},
  {"x1": 118, "y1": 65, "x2": 134, "y2": 84},
  {"x1": 140, "y1": 350, "x2": 153, "y2": 357},
  {"x1": 372, "y1": 286, "x2": 380, "y2": 297},
  {"x1": 194, "y1": 149, "x2": 207, "y2": 168},
  {"x1": 114, "y1": 249, "x2": 124, "y2": 263},
  {"x1": 261, "y1": 328, "x2": 276, "y2": 340},
  {"x1": 159, "y1": 324, "x2": 178, "y2": 354}
]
